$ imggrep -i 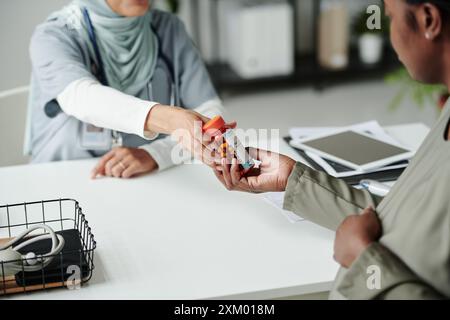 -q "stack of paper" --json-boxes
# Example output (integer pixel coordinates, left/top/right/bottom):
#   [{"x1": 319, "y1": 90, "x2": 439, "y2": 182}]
[
  {"x1": 287, "y1": 121, "x2": 412, "y2": 180},
  {"x1": 261, "y1": 192, "x2": 304, "y2": 223}
]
